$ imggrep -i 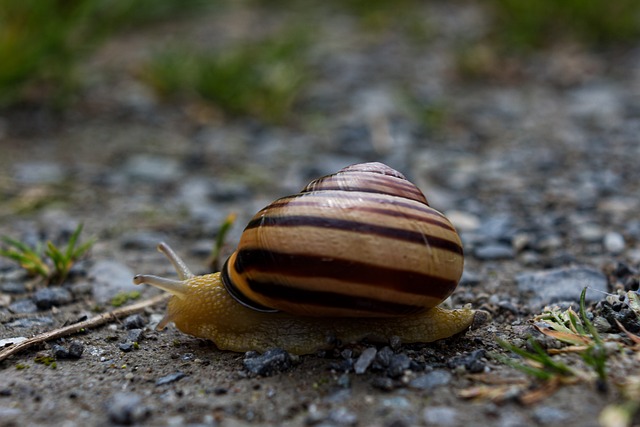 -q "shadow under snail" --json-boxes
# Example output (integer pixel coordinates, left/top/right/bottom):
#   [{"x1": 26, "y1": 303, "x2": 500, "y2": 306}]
[{"x1": 133, "y1": 162, "x2": 476, "y2": 355}]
